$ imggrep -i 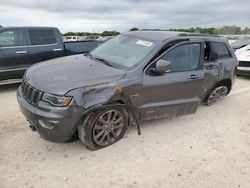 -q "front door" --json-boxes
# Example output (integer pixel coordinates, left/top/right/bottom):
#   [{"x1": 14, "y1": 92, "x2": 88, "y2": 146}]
[{"x1": 140, "y1": 42, "x2": 204, "y2": 121}]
